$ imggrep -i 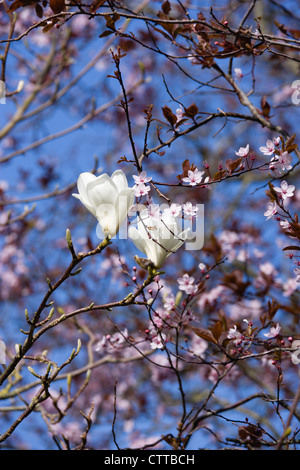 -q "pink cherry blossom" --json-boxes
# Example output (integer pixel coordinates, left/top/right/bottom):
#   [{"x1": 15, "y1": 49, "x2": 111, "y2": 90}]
[
  {"x1": 280, "y1": 219, "x2": 291, "y2": 230},
  {"x1": 147, "y1": 204, "x2": 161, "y2": 219},
  {"x1": 227, "y1": 325, "x2": 243, "y2": 344},
  {"x1": 183, "y1": 201, "x2": 198, "y2": 218},
  {"x1": 182, "y1": 168, "x2": 205, "y2": 186},
  {"x1": 155, "y1": 307, "x2": 172, "y2": 323},
  {"x1": 175, "y1": 106, "x2": 184, "y2": 123},
  {"x1": 177, "y1": 273, "x2": 197, "y2": 295},
  {"x1": 264, "y1": 323, "x2": 281, "y2": 338},
  {"x1": 273, "y1": 180, "x2": 295, "y2": 200},
  {"x1": 259, "y1": 139, "x2": 275, "y2": 155},
  {"x1": 198, "y1": 262, "x2": 206, "y2": 272},
  {"x1": 235, "y1": 144, "x2": 249, "y2": 157},
  {"x1": 132, "y1": 171, "x2": 152, "y2": 185},
  {"x1": 269, "y1": 151, "x2": 292, "y2": 175},
  {"x1": 163, "y1": 203, "x2": 182, "y2": 218},
  {"x1": 149, "y1": 329, "x2": 167, "y2": 349},
  {"x1": 264, "y1": 201, "x2": 278, "y2": 220},
  {"x1": 163, "y1": 293, "x2": 175, "y2": 310},
  {"x1": 234, "y1": 67, "x2": 243, "y2": 80},
  {"x1": 134, "y1": 183, "x2": 151, "y2": 197}
]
